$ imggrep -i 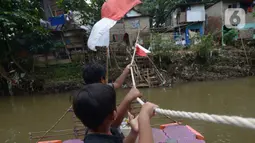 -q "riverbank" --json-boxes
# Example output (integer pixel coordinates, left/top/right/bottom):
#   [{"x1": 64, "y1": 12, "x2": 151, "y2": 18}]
[
  {"x1": 33, "y1": 46, "x2": 255, "y2": 94},
  {"x1": 153, "y1": 46, "x2": 255, "y2": 86}
]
